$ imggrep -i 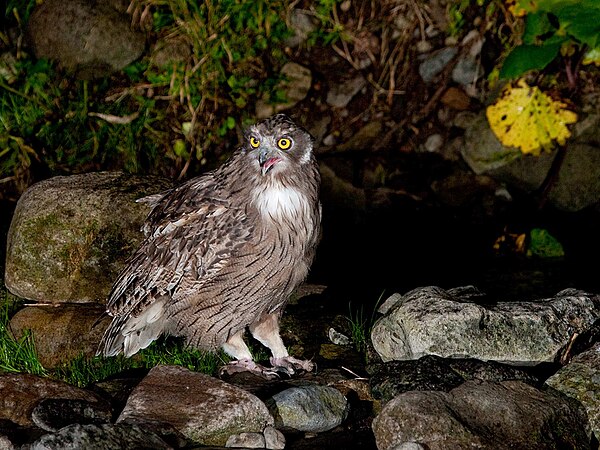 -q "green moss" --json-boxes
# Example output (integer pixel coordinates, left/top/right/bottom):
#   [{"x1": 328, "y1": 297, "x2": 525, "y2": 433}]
[{"x1": 15, "y1": 213, "x2": 66, "y2": 279}]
